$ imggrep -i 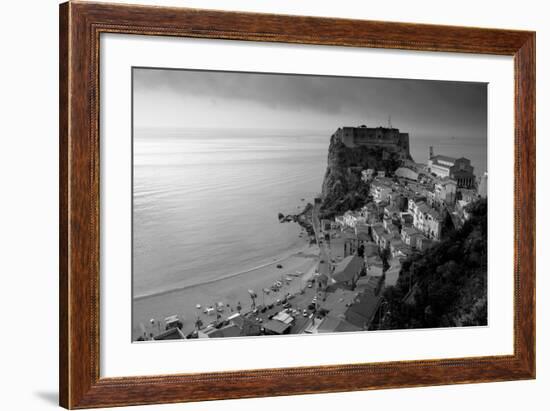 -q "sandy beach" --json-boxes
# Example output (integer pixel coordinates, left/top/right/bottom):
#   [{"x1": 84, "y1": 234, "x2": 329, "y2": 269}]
[{"x1": 133, "y1": 244, "x2": 320, "y2": 339}]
